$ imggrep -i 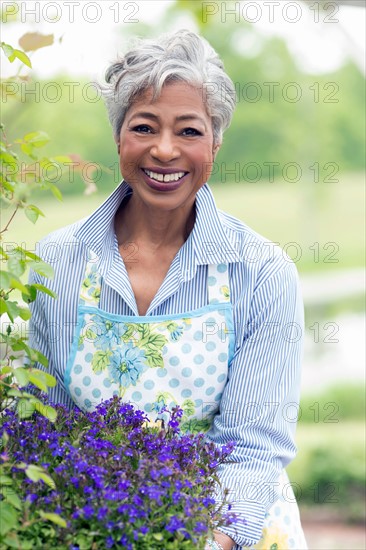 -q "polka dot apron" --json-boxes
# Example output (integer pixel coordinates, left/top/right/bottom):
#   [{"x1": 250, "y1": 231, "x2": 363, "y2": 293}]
[
  {"x1": 65, "y1": 254, "x2": 307, "y2": 549},
  {"x1": 65, "y1": 254, "x2": 235, "y2": 431}
]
